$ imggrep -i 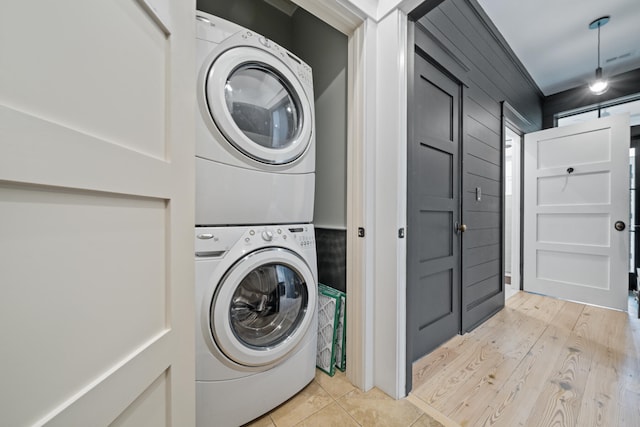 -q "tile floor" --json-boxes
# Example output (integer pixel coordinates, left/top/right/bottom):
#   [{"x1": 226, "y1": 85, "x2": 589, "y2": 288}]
[{"x1": 244, "y1": 369, "x2": 446, "y2": 427}]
